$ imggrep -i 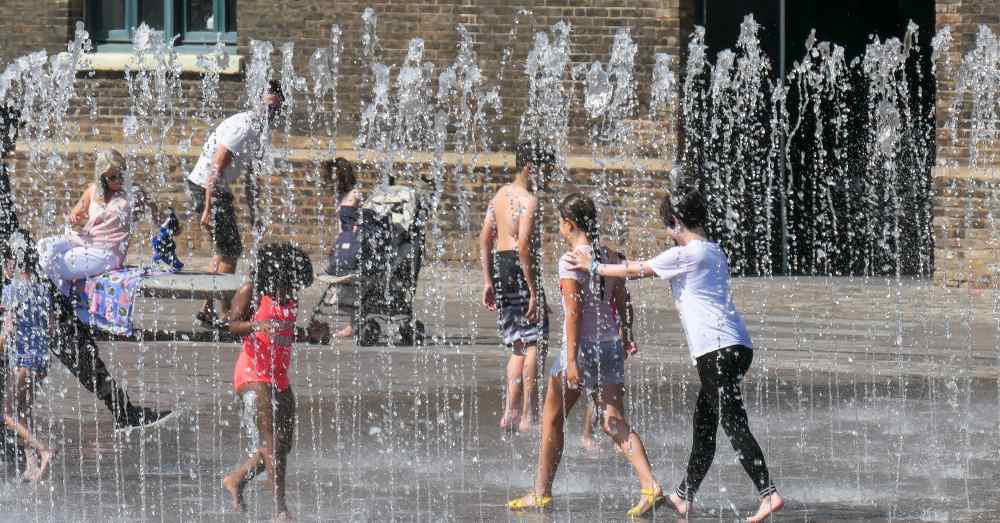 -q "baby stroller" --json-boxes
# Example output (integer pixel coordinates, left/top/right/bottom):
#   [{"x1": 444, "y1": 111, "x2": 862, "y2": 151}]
[{"x1": 312, "y1": 183, "x2": 429, "y2": 346}]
